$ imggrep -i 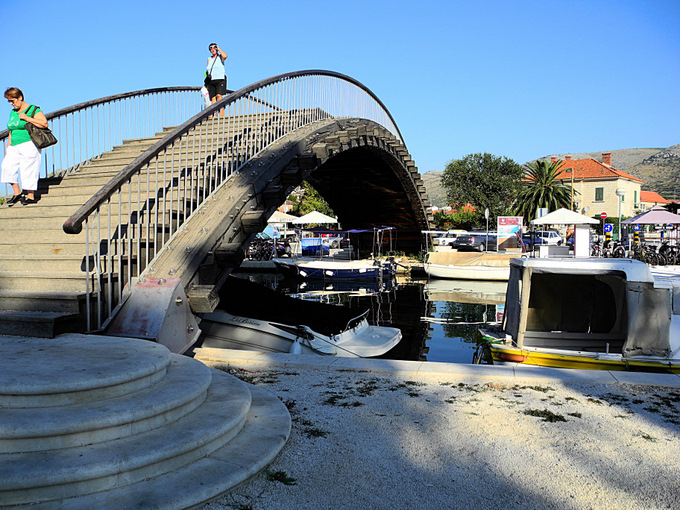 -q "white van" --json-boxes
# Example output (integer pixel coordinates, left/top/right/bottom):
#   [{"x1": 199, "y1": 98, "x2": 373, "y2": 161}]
[
  {"x1": 434, "y1": 230, "x2": 467, "y2": 247},
  {"x1": 538, "y1": 230, "x2": 563, "y2": 246}
]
